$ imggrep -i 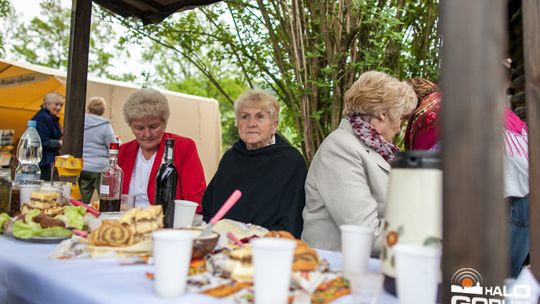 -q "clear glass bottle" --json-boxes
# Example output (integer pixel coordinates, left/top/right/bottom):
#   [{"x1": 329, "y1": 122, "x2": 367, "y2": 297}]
[
  {"x1": 99, "y1": 143, "x2": 123, "y2": 212},
  {"x1": 155, "y1": 138, "x2": 178, "y2": 228},
  {"x1": 15, "y1": 120, "x2": 42, "y2": 184}
]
